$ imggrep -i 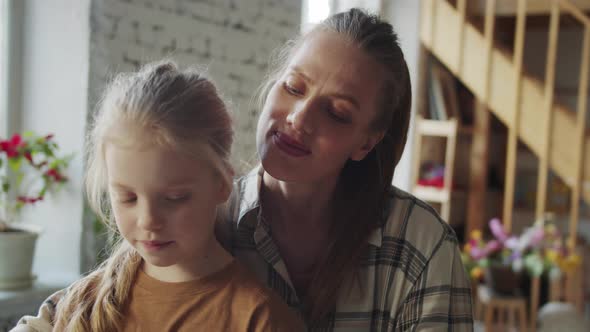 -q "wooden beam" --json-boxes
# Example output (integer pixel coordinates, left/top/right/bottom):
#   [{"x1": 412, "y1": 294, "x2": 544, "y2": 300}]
[
  {"x1": 441, "y1": 119, "x2": 458, "y2": 222},
  {"x1": 569, "y1": 26, "x2": 590, "y2": 247},
  {"x1": 536, "y1": 2, "x2": 560, "y2": 221},
  {"x1": 530, "y1": 276, "x2": 541, "y2": 332},
  {"x1": 467, "y1": 101, "x2": 490, "y2": 236},
  {"x1": 559, "y1": 0, "x2": 590, "y2": 28},
  {"x1": 503, "y1": 0, "x2": 526, "y2": 232},
  {"x1": 455, "y1": 0, "x2": 467, "y2": 76}
]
